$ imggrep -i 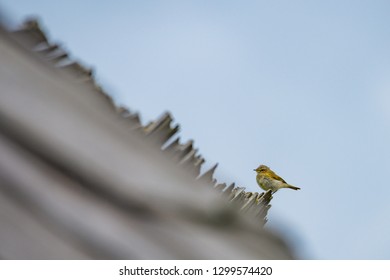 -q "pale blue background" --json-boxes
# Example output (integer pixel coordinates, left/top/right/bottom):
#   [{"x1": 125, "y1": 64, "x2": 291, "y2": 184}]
[{"x1": 1, "y1": 0, "x2": 389, "y2": 259}]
